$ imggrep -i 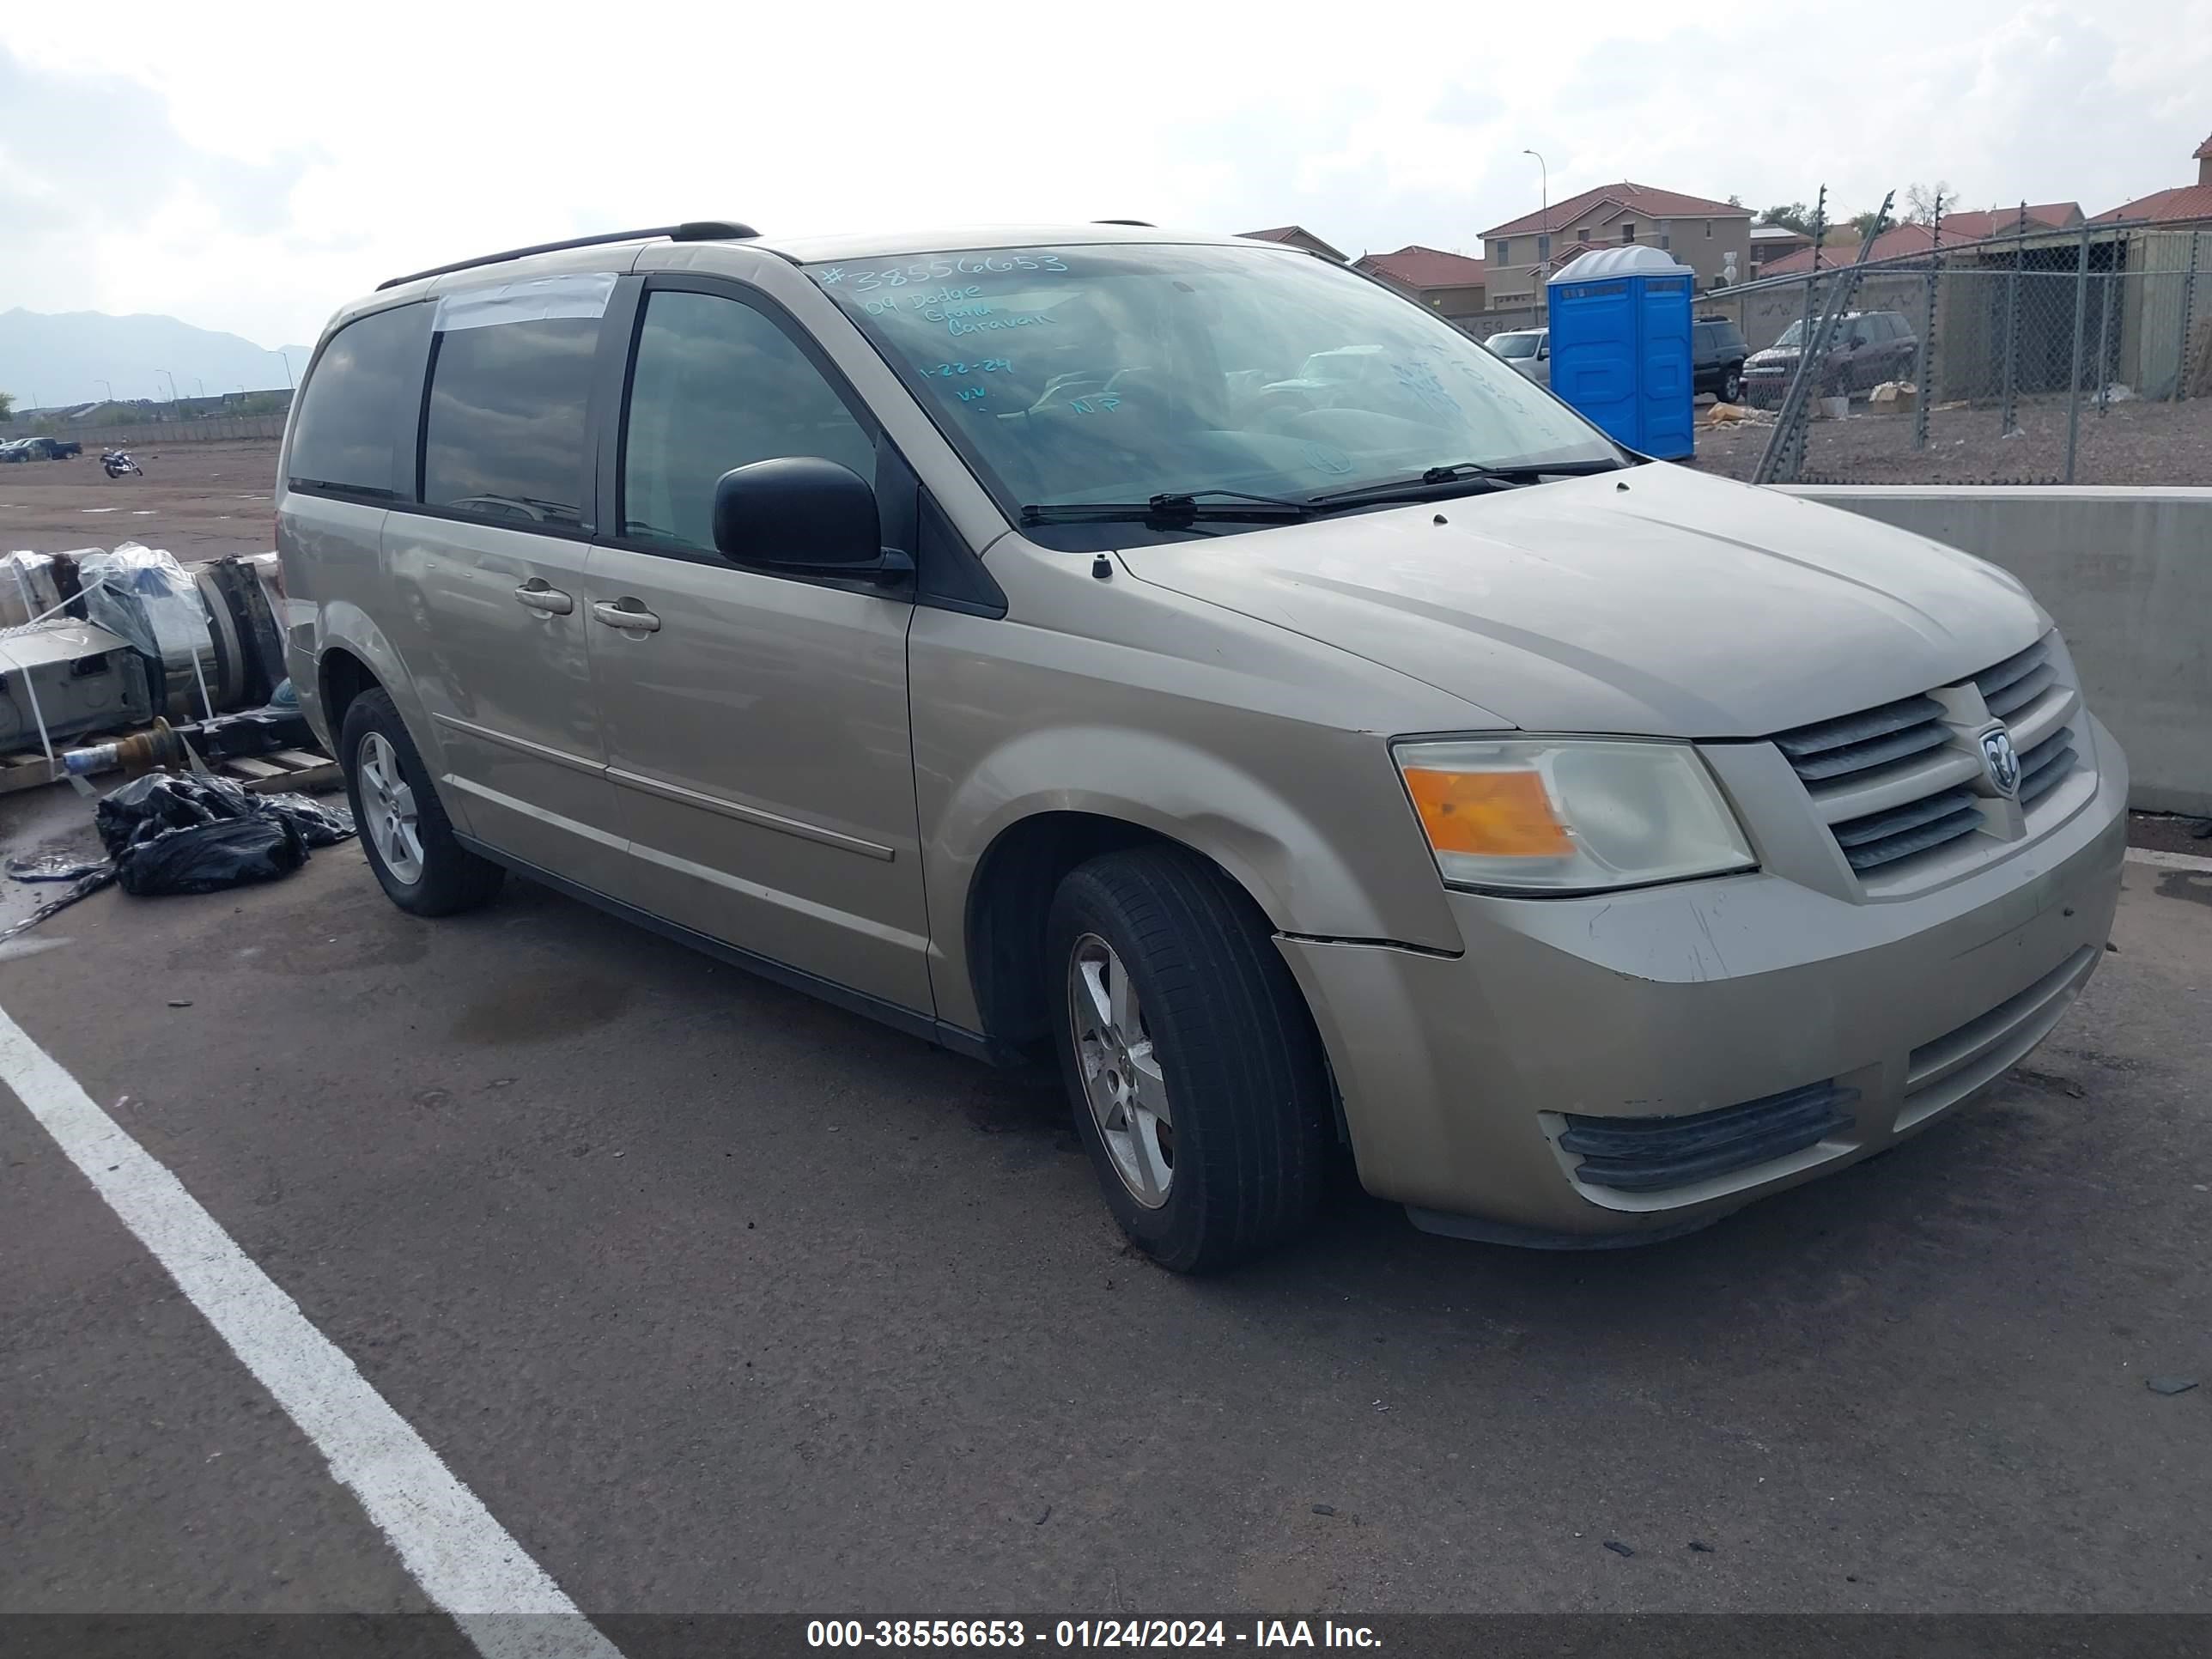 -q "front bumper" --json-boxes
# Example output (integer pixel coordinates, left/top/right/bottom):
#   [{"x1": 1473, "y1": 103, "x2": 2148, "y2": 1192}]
[{"x1": 1277, "y1": 716, "x2": 2129, "y2": 1240}]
